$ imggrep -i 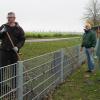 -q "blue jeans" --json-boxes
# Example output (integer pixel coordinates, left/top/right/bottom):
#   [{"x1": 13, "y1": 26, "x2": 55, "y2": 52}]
[{"x1": 85, "y1": 48, "x2": 95, "y2": 71}]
